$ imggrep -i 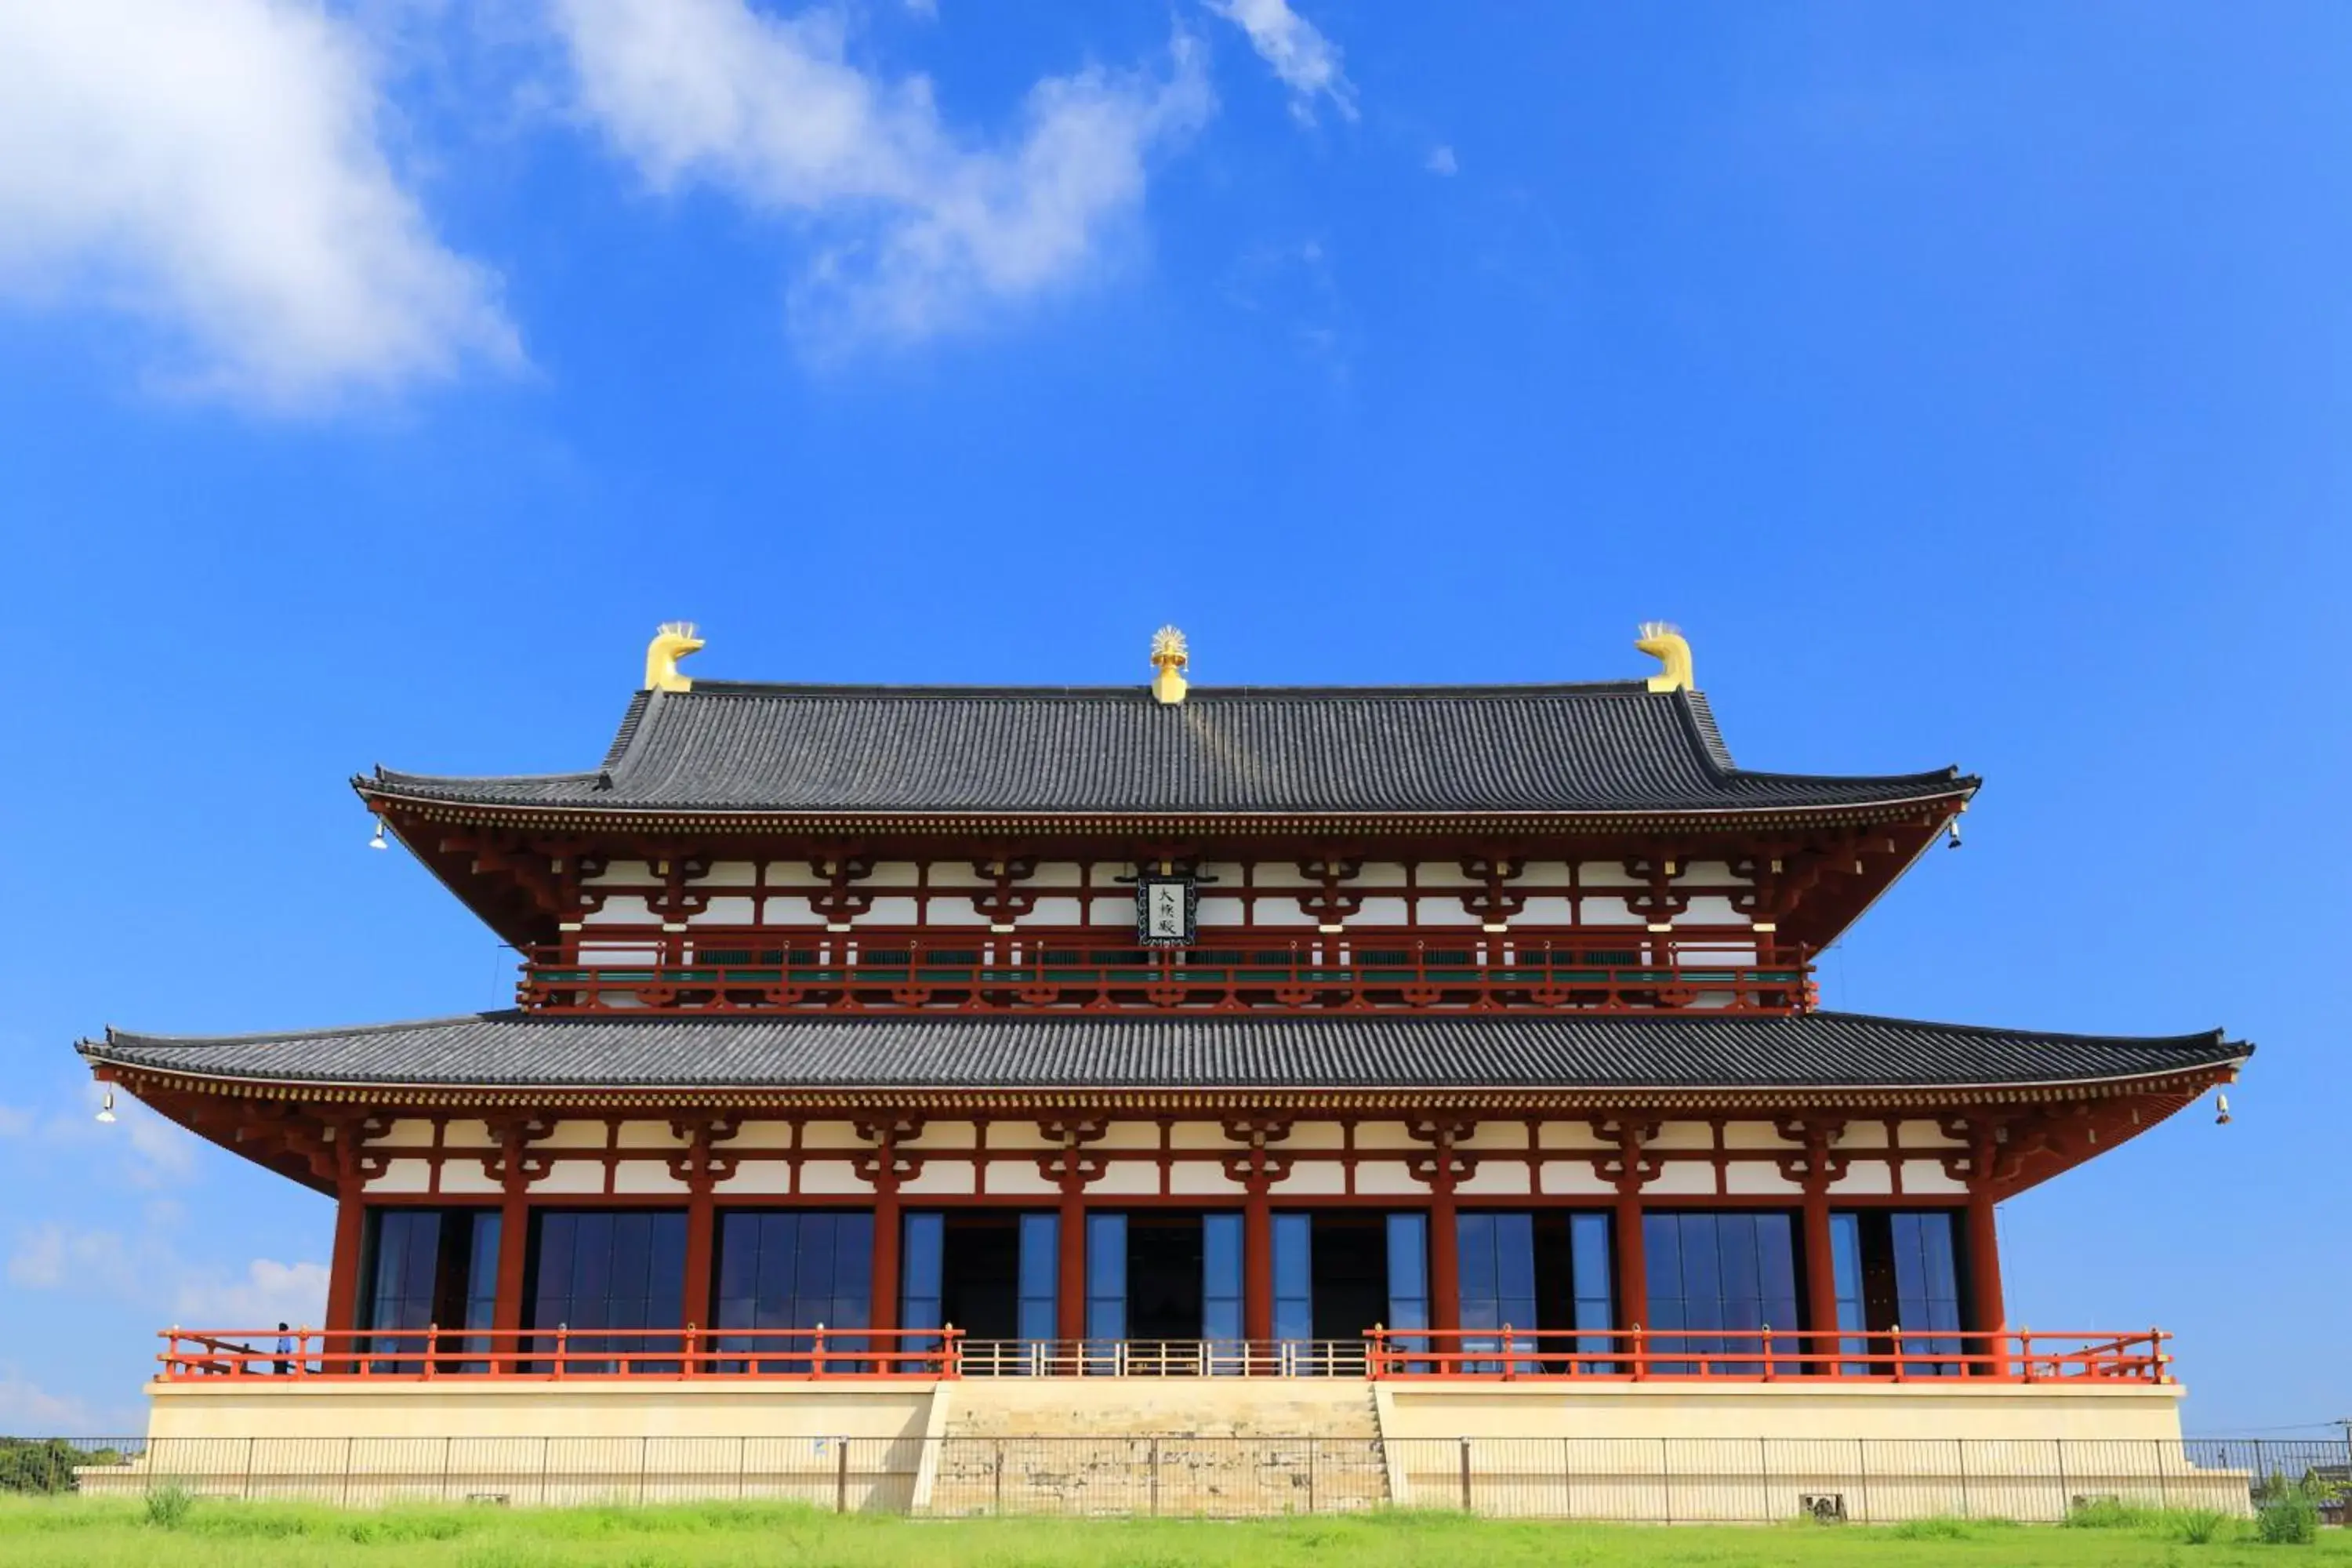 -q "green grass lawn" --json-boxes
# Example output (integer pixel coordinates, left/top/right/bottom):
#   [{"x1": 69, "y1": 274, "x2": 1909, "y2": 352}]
[{"x1": 0, "y1": 1498, "x2": 2345, "y2": 1568}]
